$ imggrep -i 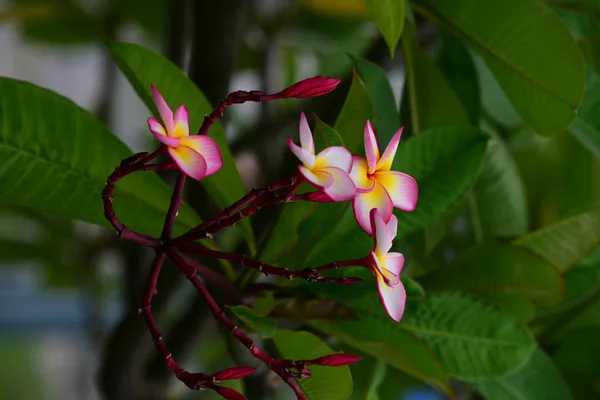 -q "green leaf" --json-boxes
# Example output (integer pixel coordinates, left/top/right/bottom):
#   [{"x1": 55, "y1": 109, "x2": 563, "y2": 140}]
[
  {"x1": 393, "y1": 127, "x2": 488, "y2": 238},
  {"x1": 310, "y1": 319, "x2": 452, "y2": 396},
  {"x1": 251, "y1": 291, "x2": 276, "y2": 316},
  {"x1": 413, "y1": 0, "x2": 586, "y2": 135},
  {"x1": 401, "y1": 36, "x2": 470, "y2": 134},
  {"x1": 272, "y1": 330, "x2": 354, "y2": 400},
  {"x1": 435, "y1": 31, "x2": 481, "y2": 124},
  {"x1": 229, "y1": 305, "x2": 276, "y2": 339},
  {"x1": 352, "y1": 56, "x2": 401, "y2": 146},
  {"x1": 399, "y1": 293, "x2": 535, "y2": 381},
  {"x1": 553, "y1": 327, "x2": 600, "y2": 395},
  {"x1": 0, "y1": 77, "x2": 200, "y2": 236},
  {"x1": 107, "y1": 41, "x2": 254, "y2": 252},
  {"x1": 472, "y1": 138, "x2": 529, "y2": 238},
  {"x1": 572, "y1": 73, "x2": 600, "y2": 158},
  {"x1": 474, "y1": 348, "x2": 573, "y2": 400},
  {"x1": 334, "y1": 70, "x2": 375, "y2": 153},
  {"x1": 515, "y1": 209, "x2": 600, "y2": 273},
  {"x1": 423, "y1": 244, "x2": 565, "y2": 307},
  {"x1": 479, "y1": 293, "x2": 535, "y2": 324},
  {"x1": 363, "y1": 0, "x2": 405, "y2": 57}
]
